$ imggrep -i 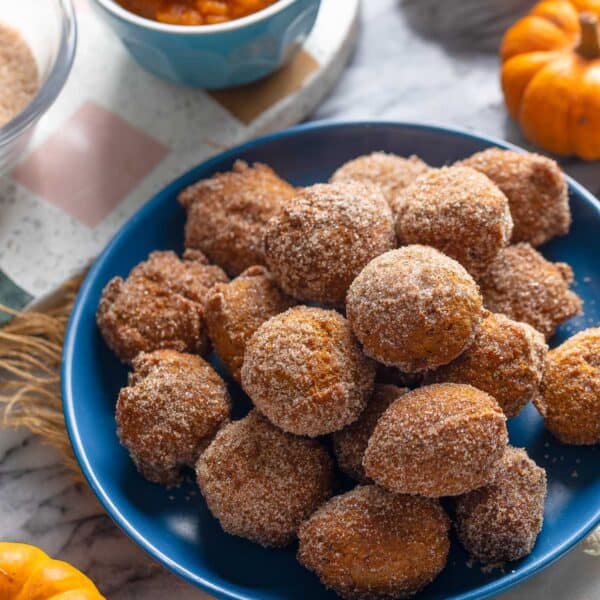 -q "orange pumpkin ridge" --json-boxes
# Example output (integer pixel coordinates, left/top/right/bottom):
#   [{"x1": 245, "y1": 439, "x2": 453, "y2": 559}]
[
  {"x1": 501, "y1": 1, "x2": 600, "y2": 160},
  {"x1": 0, "y1": 543, "x2": 105, "y2": 600}
]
